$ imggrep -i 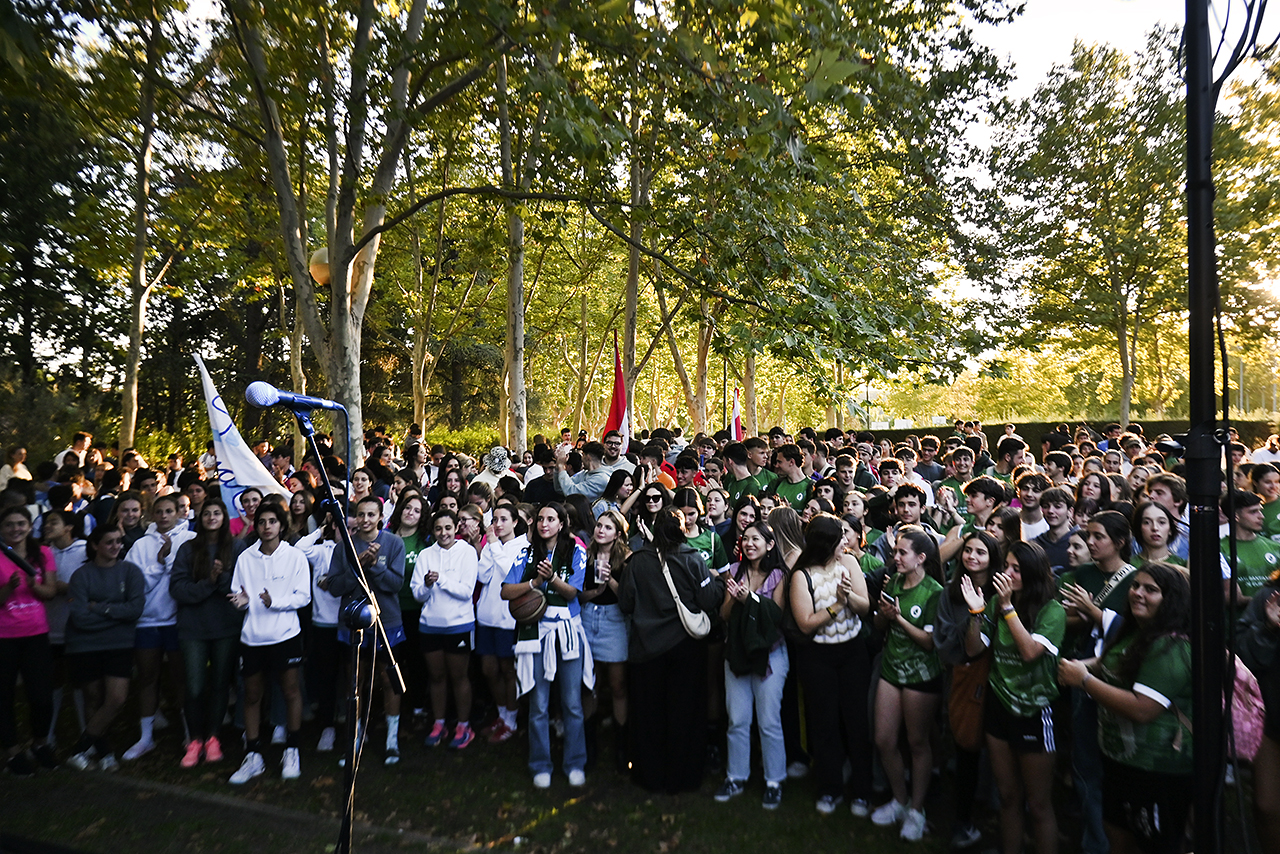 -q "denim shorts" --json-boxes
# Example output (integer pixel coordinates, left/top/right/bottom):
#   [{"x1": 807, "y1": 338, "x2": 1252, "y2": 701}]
[{"x1": 581, "y1": 601, "x2": 629, "y2": 663}]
